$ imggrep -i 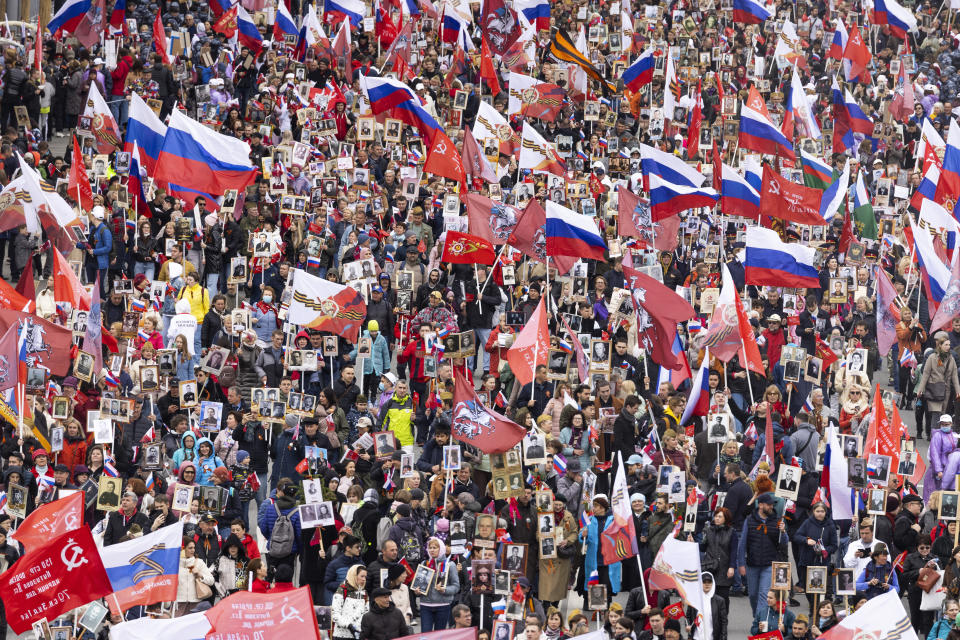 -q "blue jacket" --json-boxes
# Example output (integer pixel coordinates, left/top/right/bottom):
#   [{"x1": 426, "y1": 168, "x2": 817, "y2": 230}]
[
  {"x1": 738, "y1": 508, "x2": 788, "y2": 568},
  {"x1": 348, "y1": 331, "x2": 390, "y2": 376},
  {"x1": 928, "y1": 616, "x2": 955, "y2": 640},
  {"x1": 752, "y1": 422, "x2": 796, "y2": 469},
  {"x1": 257, "y1": 493, "x2": 302, "y2": 554},
  {"x1": 792, "y1": 515, "x2": 838, "y2": 569},
  {"x1": 252, "y1": 305, "x2": 278, "y2": 342},
  {"x1": 323, "y1": 551, "x2": 364, "y2": 603},
  {"x1": 751, "y1": 604, "x2": 794, "y2": 636},
  {"x1": 580, "y1": 513, "x2": 621, "y2": 593},
  {"x1": 176, "y1": 351, "x2": 199, "y2": 381},
  {"x1": 89, "y1": 222, "x2": 113, "y2": 269},
  {"x1": 195, "y1": 437, "x2": 224, "y2": 486},
  {"x1": 856, "y1": 560, "x2": 900, "y2": 598}
]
